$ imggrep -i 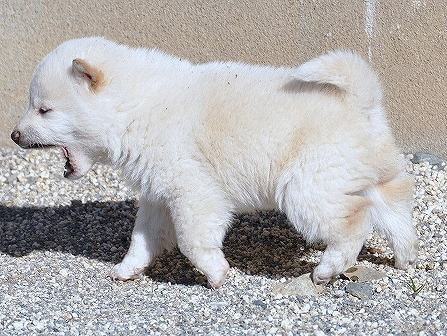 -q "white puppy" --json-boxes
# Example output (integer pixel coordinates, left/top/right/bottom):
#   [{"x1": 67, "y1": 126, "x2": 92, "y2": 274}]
[{"x1": 12, "y1": 37, "x2": 417, "y2": 287}]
